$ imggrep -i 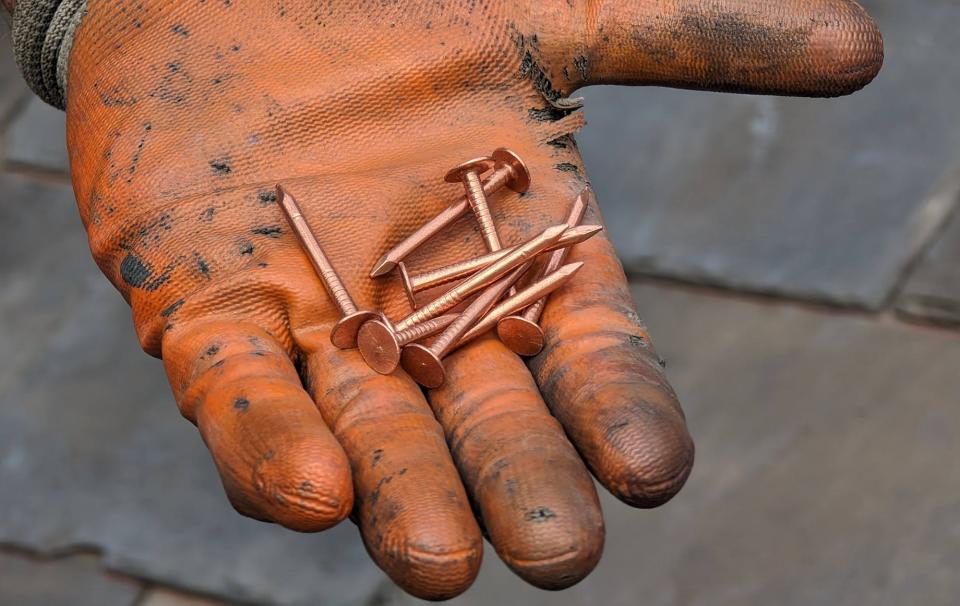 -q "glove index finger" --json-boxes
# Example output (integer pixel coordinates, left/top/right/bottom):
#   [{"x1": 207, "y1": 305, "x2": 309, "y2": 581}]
[
  {"x1": 528, "y1": 224, "x2": 695, "y2": 509},
  {"x1": 163, "y1": 319, "x2": 354, "y2": 532},
  {"x1": 297, "y1": 330, "x2": 483, "y2": 601},
  {"x1": 428, "y1": 337, "x2": 605, "y2": 590}
]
